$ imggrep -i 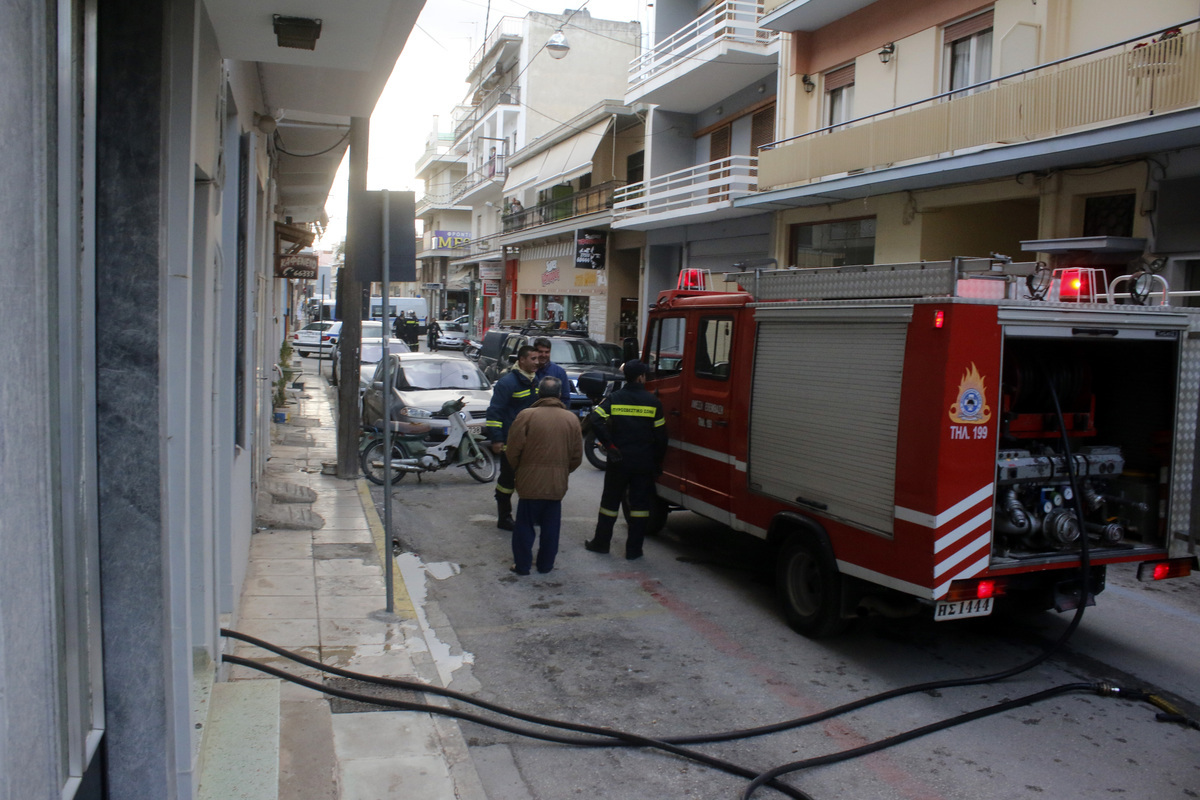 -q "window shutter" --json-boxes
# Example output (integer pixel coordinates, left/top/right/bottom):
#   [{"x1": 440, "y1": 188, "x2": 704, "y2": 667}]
[
  {"x1": 944, "y1": 8, "x2": 993, "y2": 43},
  {"x1": 710, "y1": 125, "x2": 731, "y2": 160},
  {"x1": 751, "y1": 105, "x2": 776, "y2": 155},
  {"x1": 824, "y1": 63, "x2": 855, "y2": 92}
]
